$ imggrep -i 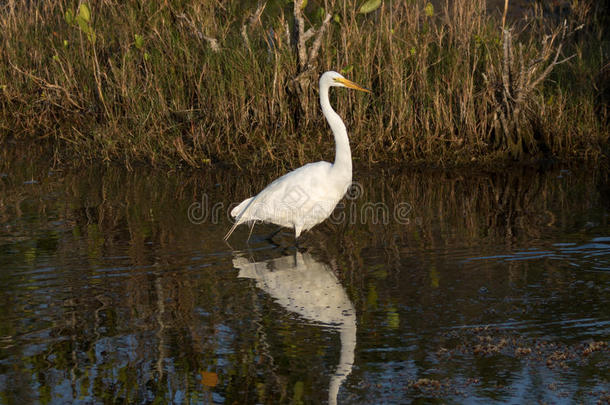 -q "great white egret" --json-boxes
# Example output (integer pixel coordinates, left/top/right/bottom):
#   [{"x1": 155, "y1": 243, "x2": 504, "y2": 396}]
[{"x1": 224, "y1": 71, "x2": 370, "y2": 241}]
